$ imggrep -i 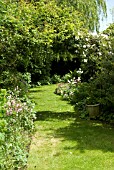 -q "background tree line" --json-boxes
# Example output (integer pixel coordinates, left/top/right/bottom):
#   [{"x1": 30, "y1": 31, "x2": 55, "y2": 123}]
[{"x1": 0, "y1": 0, "x2": 107, "y2": 90}]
